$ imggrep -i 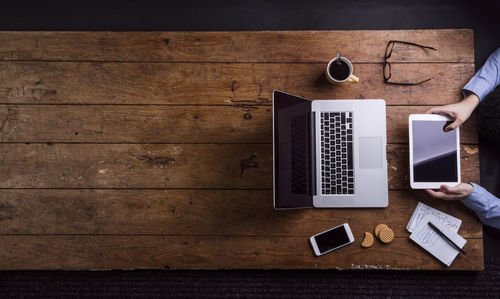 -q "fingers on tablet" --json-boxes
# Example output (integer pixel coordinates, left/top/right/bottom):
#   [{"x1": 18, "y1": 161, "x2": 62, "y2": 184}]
[{"x1": 444, "y1": 120, "x2": 460, "y2": 132}]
